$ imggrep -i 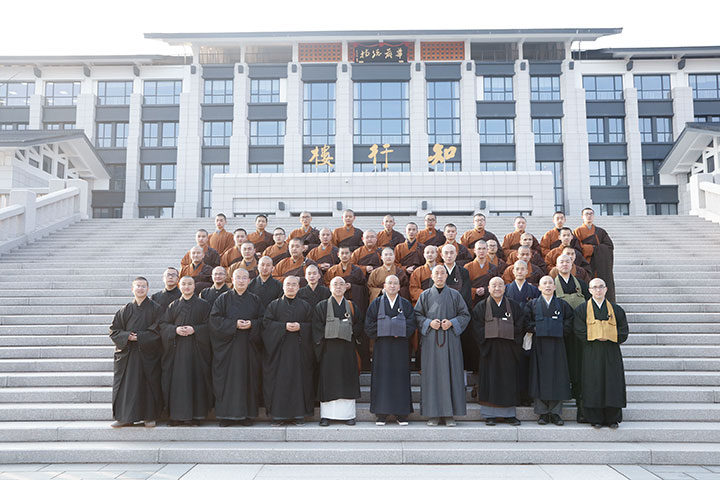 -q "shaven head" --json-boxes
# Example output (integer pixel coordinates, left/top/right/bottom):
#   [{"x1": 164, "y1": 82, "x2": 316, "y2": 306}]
[
  {"x1": 329, "y1": 276, "x2": 346, "y2": 299},
  {"x1": 539, "y1": 275, "x2": 555, "y2": 298},
  {"x1": 283, "y1": 276, "x2": 300, "y2": 299},
  {"x1": 562, "y1": 246, "x2": 576, "y2": 263},
  {"x1": 232, "y1": 268, "x2": 250, "y2": 293},
  {"x1": 163, "y1": 267, "x2": 179, "y2": 289},
  {"x1": 405, "y1": 222, "x2": 418, "y2": 240},
  {"x1": 257, "y1": 256, "x2": 274, "y2": 277},
  {"x1": 424, "y1": 212, "x2": 437, "y2": 229},
  {"x1": 486, "y1": 239, "x2": 498, "y2": 254},
  {"x1": 190, "y1": 246, "x2": 204, "y2": 264},
  {"x1": 517, "y1": 245, "x2": 532, "y2": 263},
  {"x1": 424, "y1": 245, "x2": 438, "y2": 263},
  {"x1": 488, "y1": 276, "x2": 505, "y2": 301},
  {"x1": 384, "y1": 274, "x2": 400, "y2": 296},
  {"x1": 233, "y1": 228, "x2": 247, "y2": 247},
  {"x1": 582, "y1": 207, "x2": 595, "y2": 226},
  {"x1": 513, "y1": 260, "x2": 528, "y2": 281},
  {"x1": 553, "y1": 211, "x2": 566, "y2": 228},
  {"x1": 299, "y1": 211, "x2": 312, "y2": 227},
  {"x1": 441, "y1": 243, "x2": 457, "y2": 265},
  {"x1": 211, "y1": 266, "x2": 227, "y2": 286},
  {"x1": 255, "y1": 214, "x2": 268, "y2": 231},
  {"x1": 443, "y1": 223, "x2": 458, "y2": 241},
  {"x1": 319, "y1": 228, "x2": 332, "y2": 245},
  {"x1": 214, "y1": 213, "x2": 227, "y2": 230},
  {"x1": 431, "y1": 264, "x2": 448, "y2": 288},
  {"x1": 559, "y1": 227, "x2": 573, "y2": 246},
  {"x1": 272, "y1": 227, "x2": 286, "y2": 245},
  {"x1": 305, "y1": 264, "x2": 321, "y2": 286},
  {"x1": 338, "y1": 246, "x2": 352, "y2": 263},
  {"x1": 381, "y1": 247, "x2": 395, "y2": 266},
  {"x1": 363, "y1": 229, "x2": 377, "y2": 248},
  {"x1": 196, "y1": 229, "x2": 209, "y2": 247},
  {"x1": 342, "y1": 209, "x2": 355, "y2": 226},
  {"x1": 519, "y1": 232, "x2": 534, "y2": 247},
  {"x1": 240, "y1": 242, "x2": 256, "y2": 260},
  {"x1": 473, "y1": 212, "x2": 486, "y2": 230},
  {"x1": 288, "y1": 238, "x2": 304, "y2": 258},
  {"x1": 556, "y1": 254, "x2": 573, "y2": 275},
  {"x1": 514, "y1": 216, "x2": 527, "y2": 232},
  {"x1": 589, "y1": 277, "x2": 607, "y2": 302},
  {"x1": 382, "y1": 215, "x2": 395, "y2": 231},
  {"x1": 131, "y1": 276, "x2": 149, "y2": 300},
  {"x1": 474, "y1": 240, "x2": 488, "y2": 259},
  {"x1": 179, "y1": 276, "x2": 195, "y2": 298}
]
